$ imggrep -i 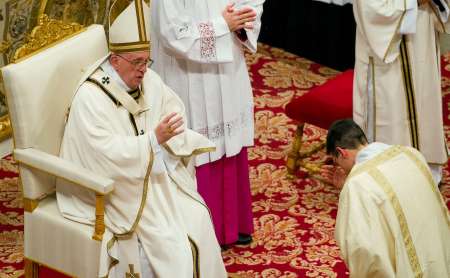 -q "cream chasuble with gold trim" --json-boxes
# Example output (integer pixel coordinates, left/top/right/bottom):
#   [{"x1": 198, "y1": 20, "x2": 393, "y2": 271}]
[
  {"x1": 57, "y1": 1, "x2": 226, "y2": 276},
  {"x1": 56, "y1": 62, "x2": 226, "y2": 277},
  {"x1": 335, "y1": 143, "x2": 450, "y2": 277}
]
